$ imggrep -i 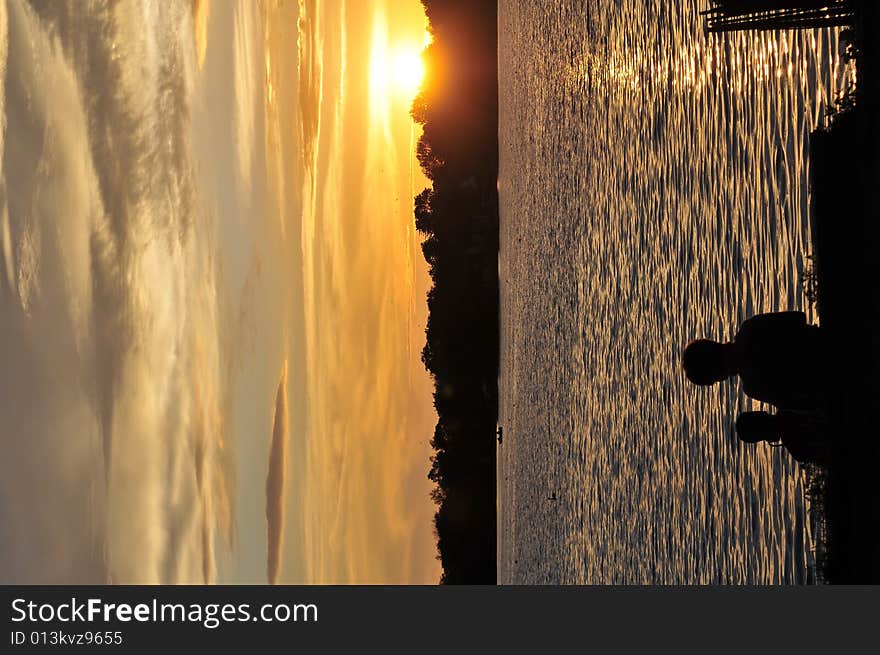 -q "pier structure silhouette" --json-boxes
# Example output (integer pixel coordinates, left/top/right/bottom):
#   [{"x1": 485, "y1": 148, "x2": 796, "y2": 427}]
[{"x1": 702, "y1": 1, "x2": 855, "y2": 33}]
